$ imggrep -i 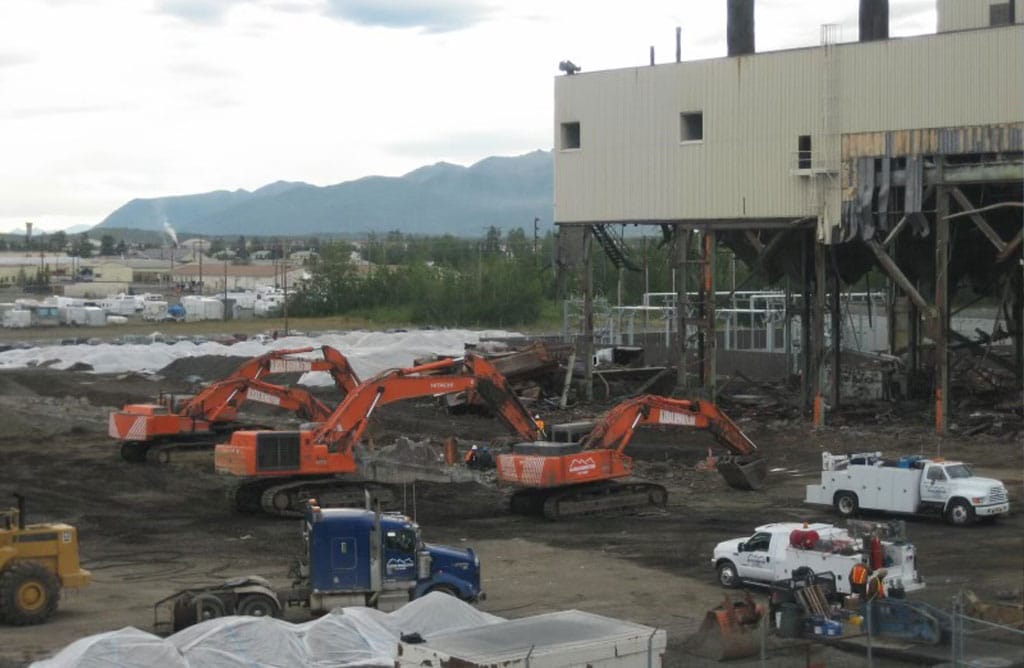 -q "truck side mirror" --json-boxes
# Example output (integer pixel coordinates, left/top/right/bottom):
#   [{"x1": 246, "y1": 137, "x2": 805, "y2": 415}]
[{"x1": 737, "y1": 542, "x2": 745, "y2": 552}]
